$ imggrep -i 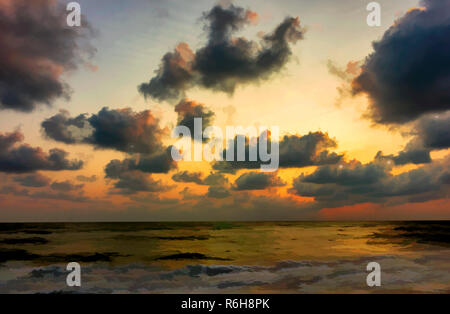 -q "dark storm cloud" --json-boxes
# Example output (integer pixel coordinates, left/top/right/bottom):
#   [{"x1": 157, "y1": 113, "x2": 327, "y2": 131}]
[
  {"x1": 278, "y1": 133, "x2": 343, "y2": 168},
  {"x1": 105, "y1": 147, "x2": 176, "y2": 177},
  {"x1": 172, "y1": 171, "x2": 204, "y2": 184},
  {"x1": 138, "y1": 42, "x2": 195, "y2": 102},
  {"x1": 300, "y1": 161, "x2": 387, "y2": 186},
  {"x1": 104, "y1": 147, "x2": 176, "y2": 194},
  {"x1": 42, "y1": 108, "x2": 167, "y2": 154},
  {"x1": 139, "y1": 4, "x2": 305, "y2": 102},
  {"x1": 291, "y1": 156, "x2": 450, "y2": 207},
  {"x1": 0, "y1": 131, "x2": 83, "y2": 173},
  {"x1": 175, "y1": 99, "x2": 215, "y2": 140},
  {"x1": 233, "y1": 172, "x2": 285, "y2": 190},
  {"x1": 416, "y1": 112, "x2": 450, "y2": 150},
  {"x1": 13, "y1": 173, "x2": 51, "y2": 188},
  {"x1": 352, "y1": 0, "x2": 450, "y2": 124},
  {"x1": 108, "y1": 171, "x2": 171, "y2": 195},
  {"x1": 213, "y1": 131, "x2": 343, "y2": 173},
  {"x1": 41, "y1": 110, "x2": 90, "y2": 144},
  {"x1": 50, "y1": 180, "x2": 84, "y2": 192},
  {"x1": 374, "y1": 111, "x2": 450, "y2": 165},
  {"x1": 0, "y1": 0, "x2": 95, "y2": 112}
]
